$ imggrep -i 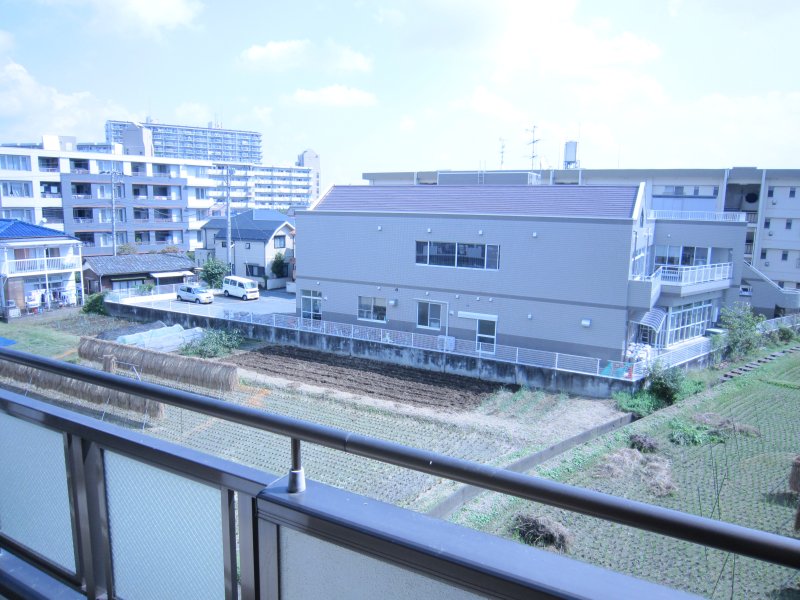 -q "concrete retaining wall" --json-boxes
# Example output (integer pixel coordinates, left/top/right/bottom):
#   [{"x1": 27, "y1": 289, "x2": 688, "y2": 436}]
[{"x1": 105, "y1": 302, "x2": 640, "y2": 398}]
